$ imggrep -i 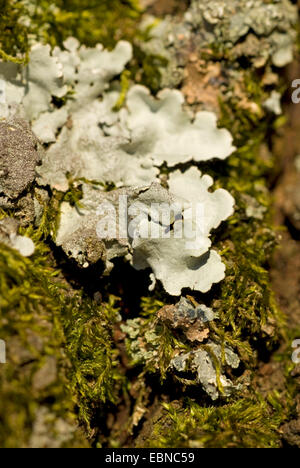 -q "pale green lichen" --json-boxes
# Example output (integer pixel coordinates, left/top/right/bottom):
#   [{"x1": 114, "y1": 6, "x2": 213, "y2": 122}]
[
  {"x1": 0, "y1": 38, "x2": 237, "y2": 295},
  {"x1": 0, "y1": 217, "x2": 35, "y2": 256},
  {"x1": 0, "y1": 0, "x2": 298, "y2": 449}
]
